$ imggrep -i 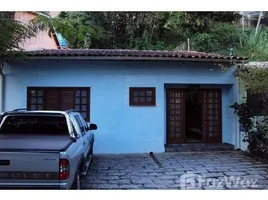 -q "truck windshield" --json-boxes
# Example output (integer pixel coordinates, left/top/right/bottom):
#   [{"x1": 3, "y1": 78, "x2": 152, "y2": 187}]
[{"x1": 0, "y1": 115, "x2": 69, "y2": 135}]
